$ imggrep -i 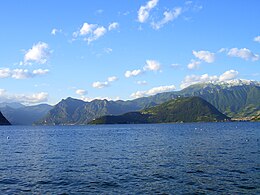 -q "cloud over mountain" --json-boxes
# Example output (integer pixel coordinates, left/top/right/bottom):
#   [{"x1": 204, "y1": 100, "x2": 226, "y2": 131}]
[
  {"x1": 131, "y1": 85, "x2": 175, "y2": 98},
  {"x1": 180, "y1": 69, "x2": 239, "y2": 89},
  {"x1": 0, "y1": 89, "x2": 48, "y2": 104}
]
